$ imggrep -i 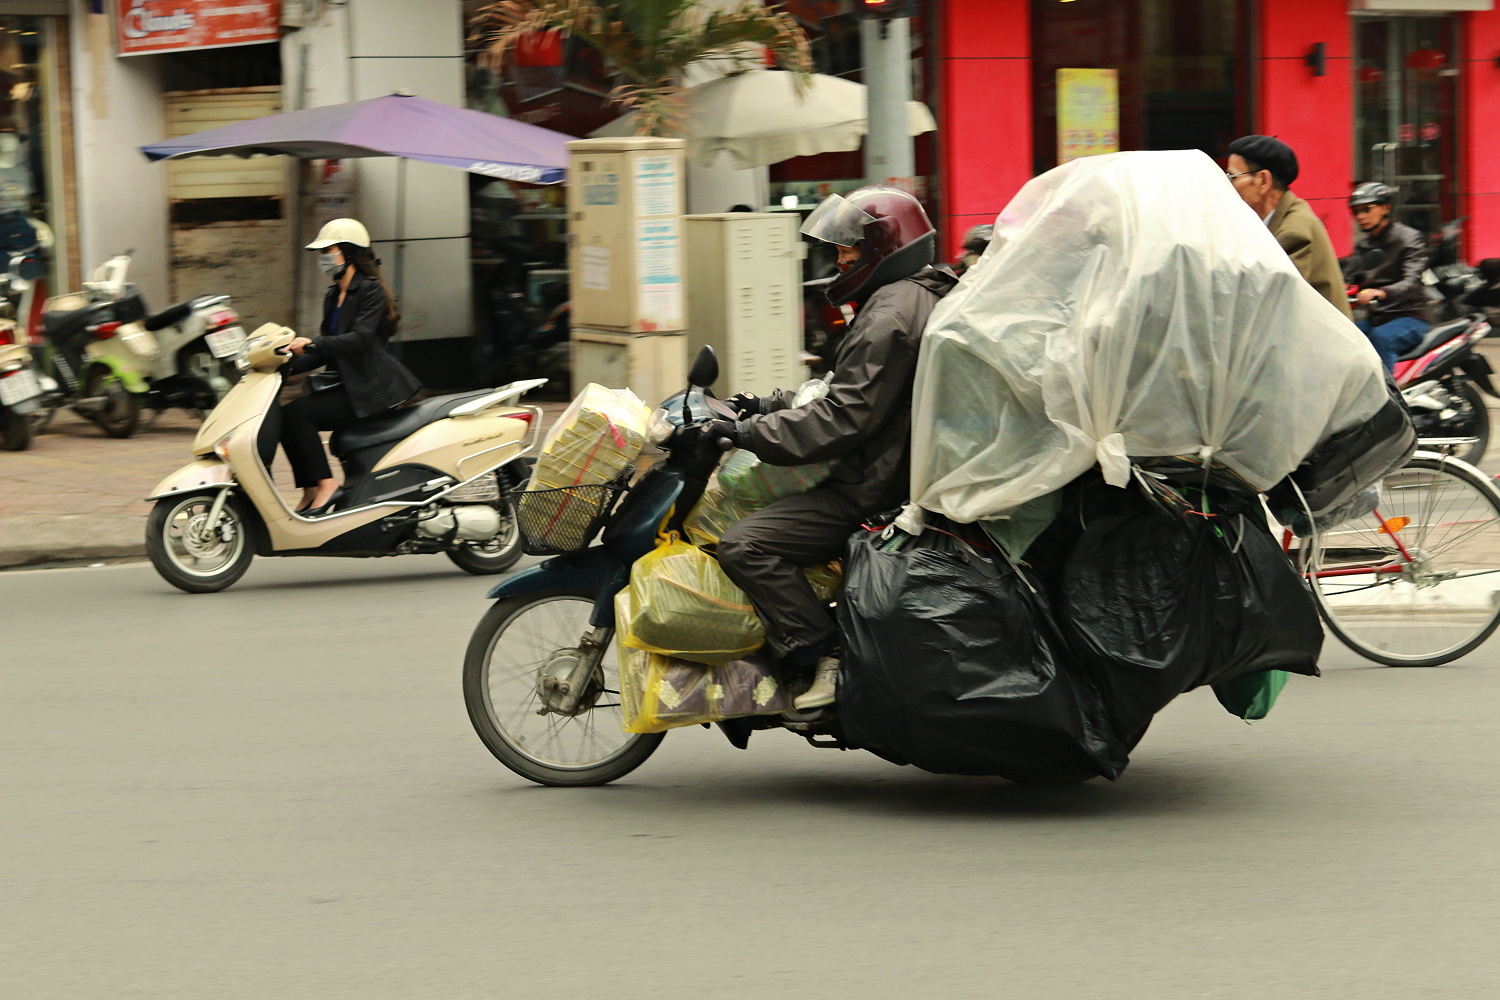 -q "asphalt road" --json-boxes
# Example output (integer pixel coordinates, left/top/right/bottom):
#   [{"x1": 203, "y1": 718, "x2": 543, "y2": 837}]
[{"x1": 4, "y1": 555, "x2": 1498, "y2": 999}]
